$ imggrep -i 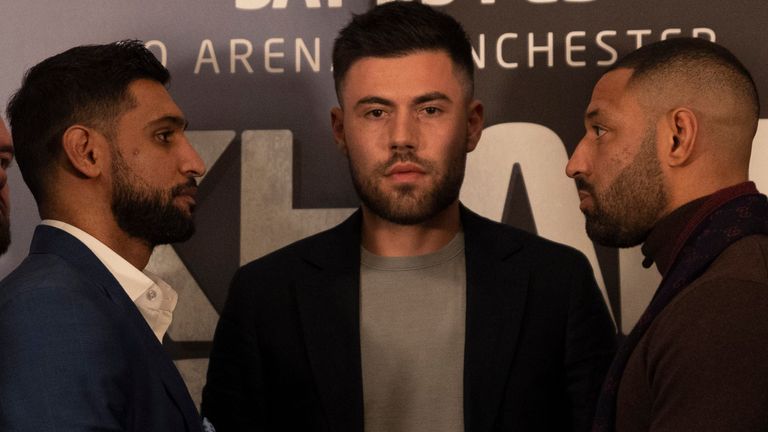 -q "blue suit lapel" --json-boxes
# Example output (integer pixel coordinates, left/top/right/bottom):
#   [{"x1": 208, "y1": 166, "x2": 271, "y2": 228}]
[
  {"x1": 30, "y1": 225, "x2": 201, "y2": 431},
  {"x1": 461, "y1": 207, "x2": 530, "y2": 432}
]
